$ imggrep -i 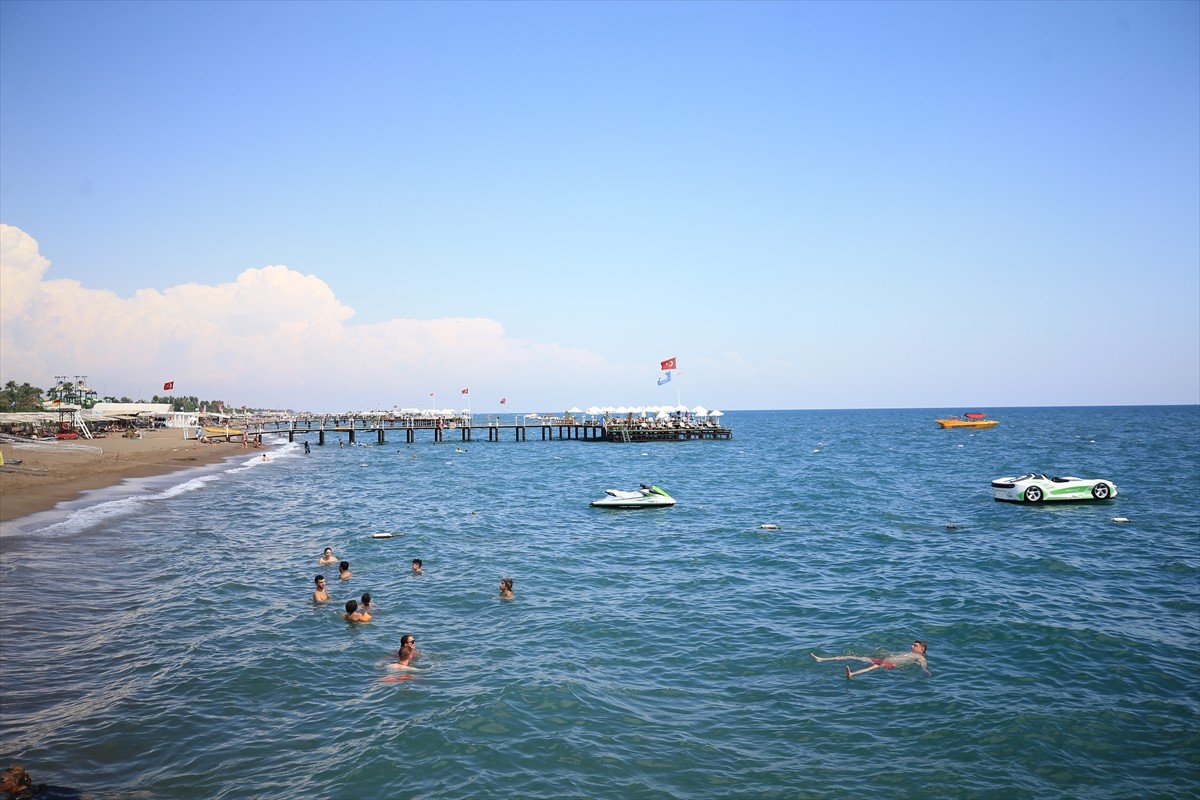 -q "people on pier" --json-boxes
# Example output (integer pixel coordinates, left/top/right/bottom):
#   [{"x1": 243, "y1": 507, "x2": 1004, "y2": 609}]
[
  {"x1": 811, "y1": 641, "x2": 930, "y2": 679},
  {"x1": 312, "y1": 575, "x2": 329, "y2": 604}
]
